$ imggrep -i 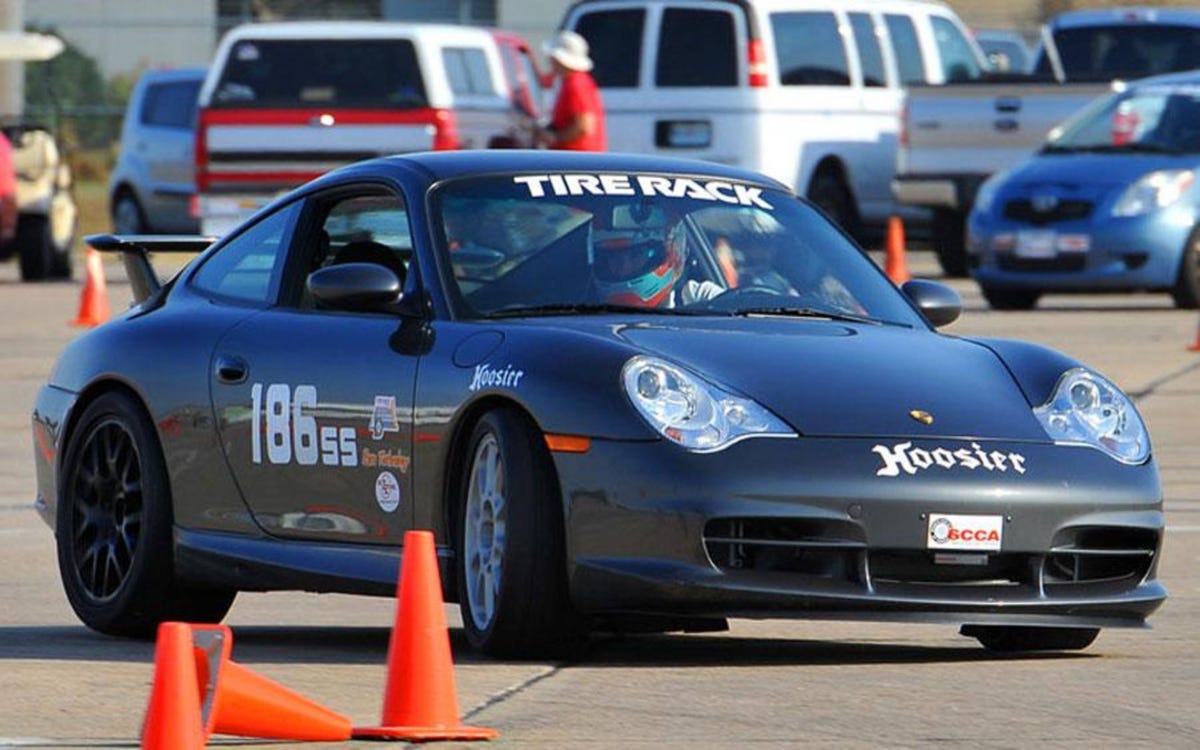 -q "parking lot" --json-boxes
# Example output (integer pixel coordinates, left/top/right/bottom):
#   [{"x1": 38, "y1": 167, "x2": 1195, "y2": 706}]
[{"x1": 1, "y1": 250, "x2": 1197, "y2": 748}]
